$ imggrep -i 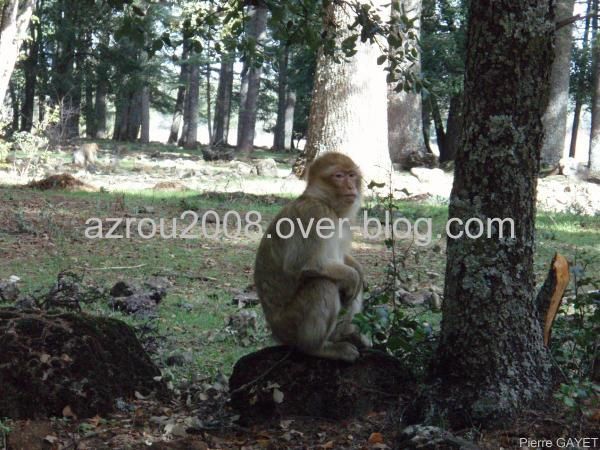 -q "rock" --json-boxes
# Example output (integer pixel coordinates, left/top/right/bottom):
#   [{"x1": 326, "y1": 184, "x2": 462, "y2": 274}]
[
  {"x1": 396, "y1": 288, "x2": 432, "y2": 306},
  {"x1": 410, "y1": 168, "x2": 445, "y2": 184},
  {"x1": 255, "y1": 158, "x2": 278, "y2": 177},
  {"x1": 202, "y1": 147, "x2": 234, "y2": 161},
  {"x1": 0, "y1": 308, "x2": 165, "y2": 419},
  {"x1": 108, "y1": 279, "x2": 168, "y2": 315},
  {"x1": 0, "y1": 277, "x2": 20, "y2": 302},
  {"x1": 397, "y1": 425, "x2": 479, "y2": 450},
  {"x1": 229, "y1": 346, "x2": 415, "y2": 423},
  {"x1": 230, "y1": 161, "x2": 257, "y2": 176},
  {"x1": 403, "y1": 152, "x2": 439, "y2": 170},
  {"x1": 430, "y1": 292, "x2": 443, "y2": 311}
]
